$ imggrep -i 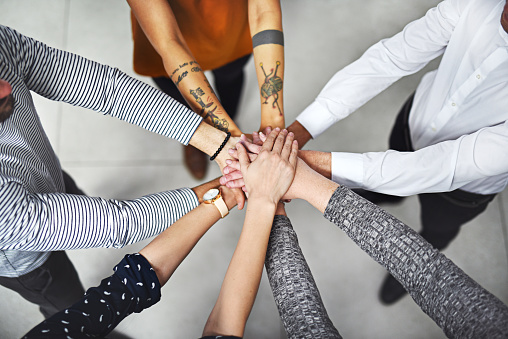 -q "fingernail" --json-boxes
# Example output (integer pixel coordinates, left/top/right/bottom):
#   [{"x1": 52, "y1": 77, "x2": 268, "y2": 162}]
[
  {"x1": 275, "y1": 127, "x2": 280, "y2": 131},
  {"x1": 224, "y1": 168, "x2": 229, "y2": 174},
  {"x1": 228, "y1": 149, "x2": 234, "y2": 154},
  {"x1": 288, "y1": 132, "x2": 294, "y2": 136},
  {"x1": 282, "y1": 129, "x2": 288, "y2": 133},
  {"x1": 226, "y1": 159, "x2": 232, "y2": 164}
]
